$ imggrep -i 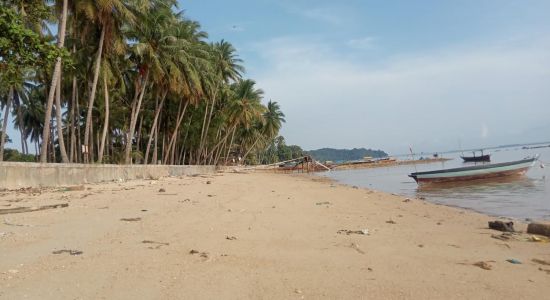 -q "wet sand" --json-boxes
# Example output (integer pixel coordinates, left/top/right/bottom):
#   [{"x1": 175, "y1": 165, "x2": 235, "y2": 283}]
[{"x1": 1, "y1": 172, "x2": 549, "y2": 299}]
